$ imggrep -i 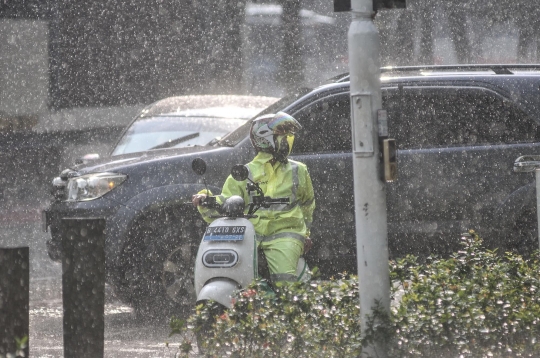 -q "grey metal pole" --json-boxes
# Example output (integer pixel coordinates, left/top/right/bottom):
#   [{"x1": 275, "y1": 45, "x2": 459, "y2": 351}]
[
  {"x1": 348, "y1": 0, "x2": 390, "y2": 354},
  {"x1": 513, "y1": 156, "x2": 540, "y2": 250},
  {"x1": 534, "y1": 168, "x2": 540, "y2": 250}
]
